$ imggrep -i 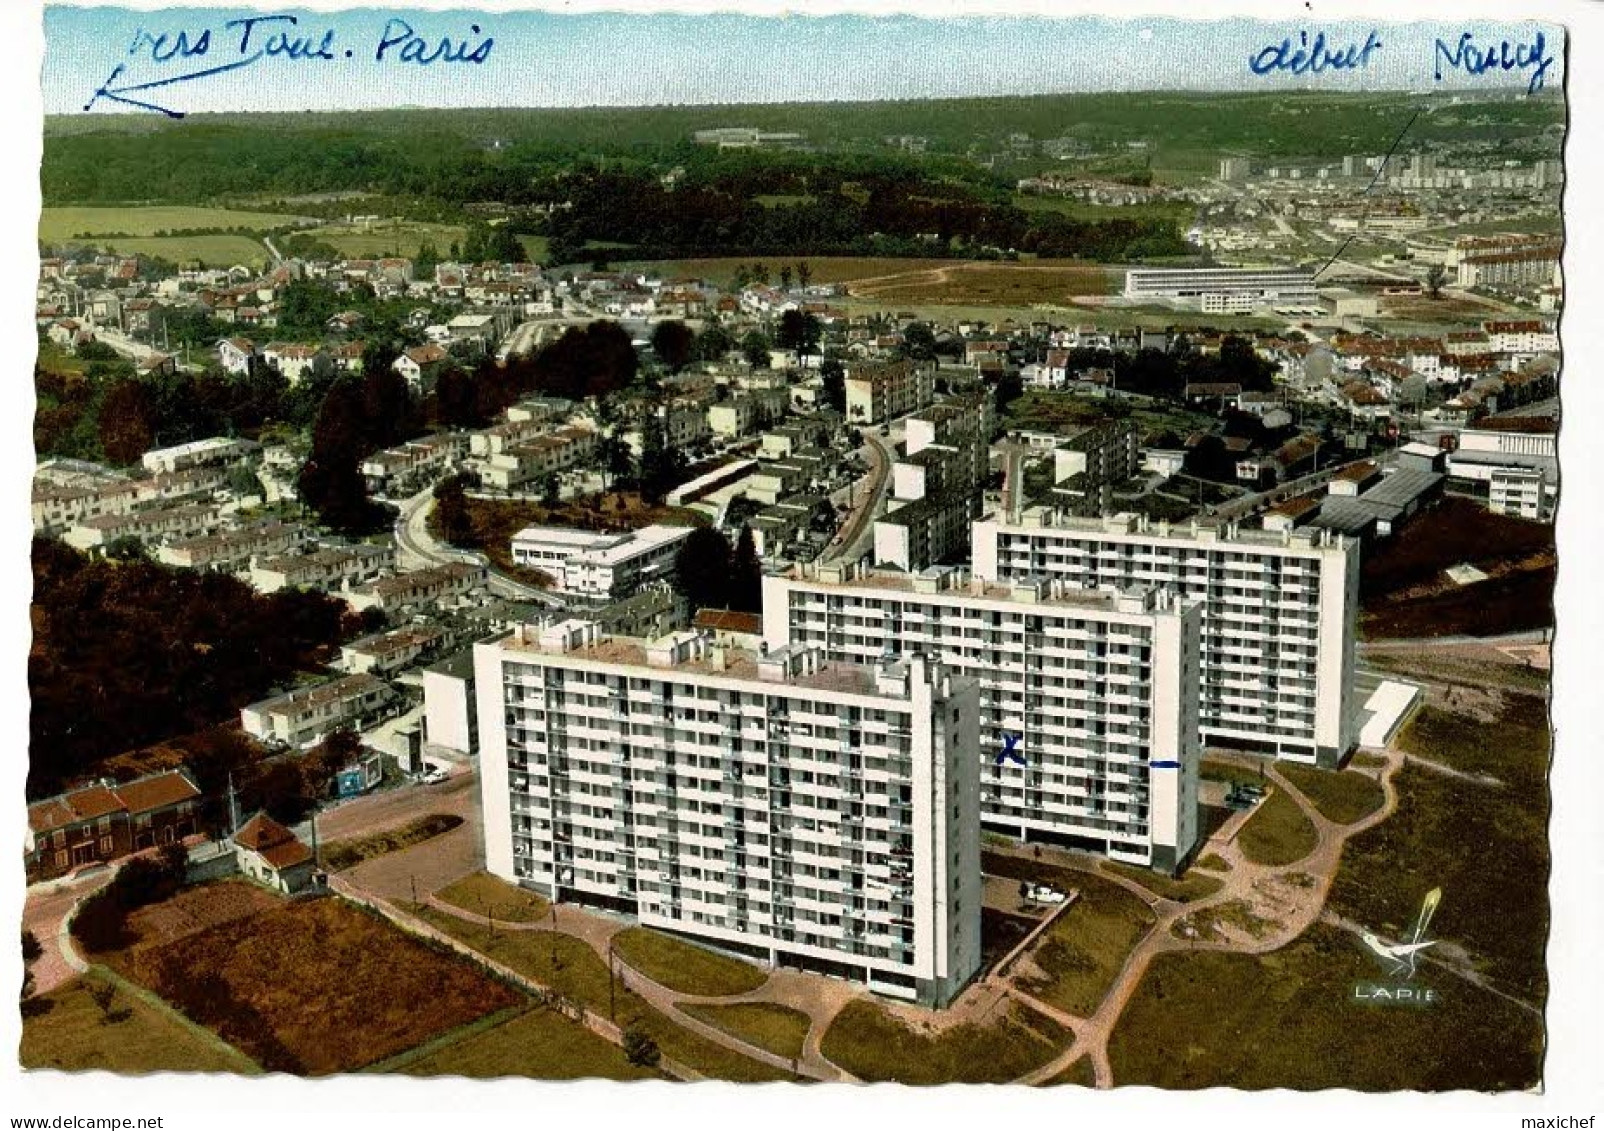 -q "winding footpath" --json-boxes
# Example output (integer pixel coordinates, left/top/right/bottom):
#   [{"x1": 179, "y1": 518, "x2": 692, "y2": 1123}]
[{"x1": 1011, "y1": 746, "x2": 1407, "y2": 1087}]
